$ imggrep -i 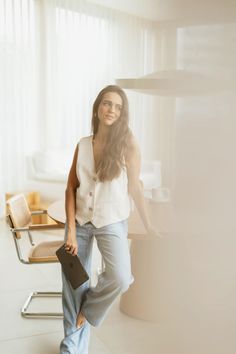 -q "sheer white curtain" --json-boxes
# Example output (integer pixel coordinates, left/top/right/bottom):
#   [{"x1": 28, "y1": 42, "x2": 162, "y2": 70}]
[
  {"x1": 42, "y1": 0, "x2": 158, "y2": 152},
  {"x1": 0, "y1": 0, "x2": 38, "y2": 215}
]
